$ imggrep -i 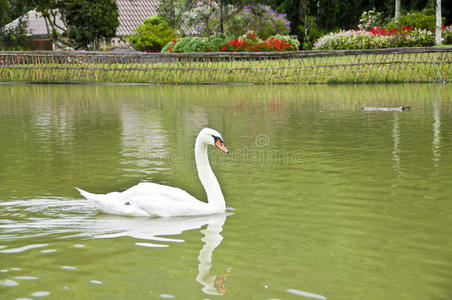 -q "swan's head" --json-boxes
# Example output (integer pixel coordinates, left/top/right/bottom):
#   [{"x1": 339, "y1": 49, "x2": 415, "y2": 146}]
[{"x1": 198, "y1": 128, "x2": 229, "y2": 154}]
